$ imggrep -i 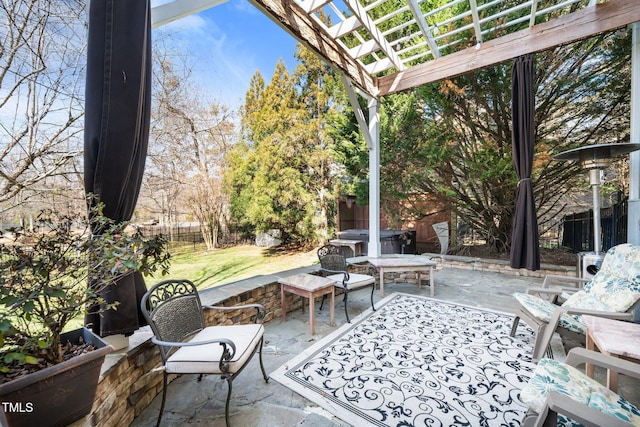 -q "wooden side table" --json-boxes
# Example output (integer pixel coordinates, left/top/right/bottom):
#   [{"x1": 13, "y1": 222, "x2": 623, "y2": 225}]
[
  {"x1": 329, "y1": 239, "x2": 363, "y2": 257},
  {"x1": 368, "y1": 256, "x2": 437, "y2": 297},
  {"x1": 583, "y1": 315, "x2": 640, "y2": 392},
  {"x1": 279, "y1": 273, "x2": 335, "y2": 335}
]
